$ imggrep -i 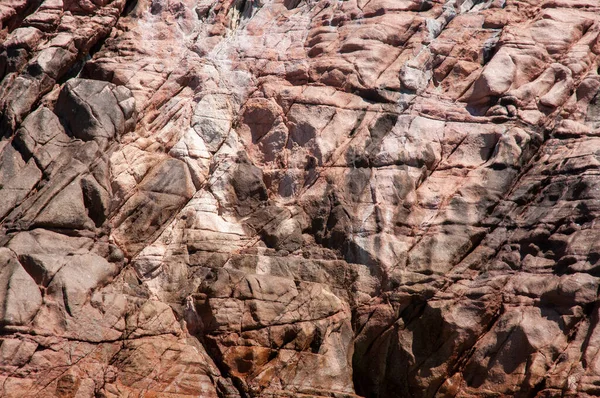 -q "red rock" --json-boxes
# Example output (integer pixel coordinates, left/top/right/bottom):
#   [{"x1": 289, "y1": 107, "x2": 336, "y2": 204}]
[{"x1": 2, "y1": 0, "x2": 600, "y2": 397}]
